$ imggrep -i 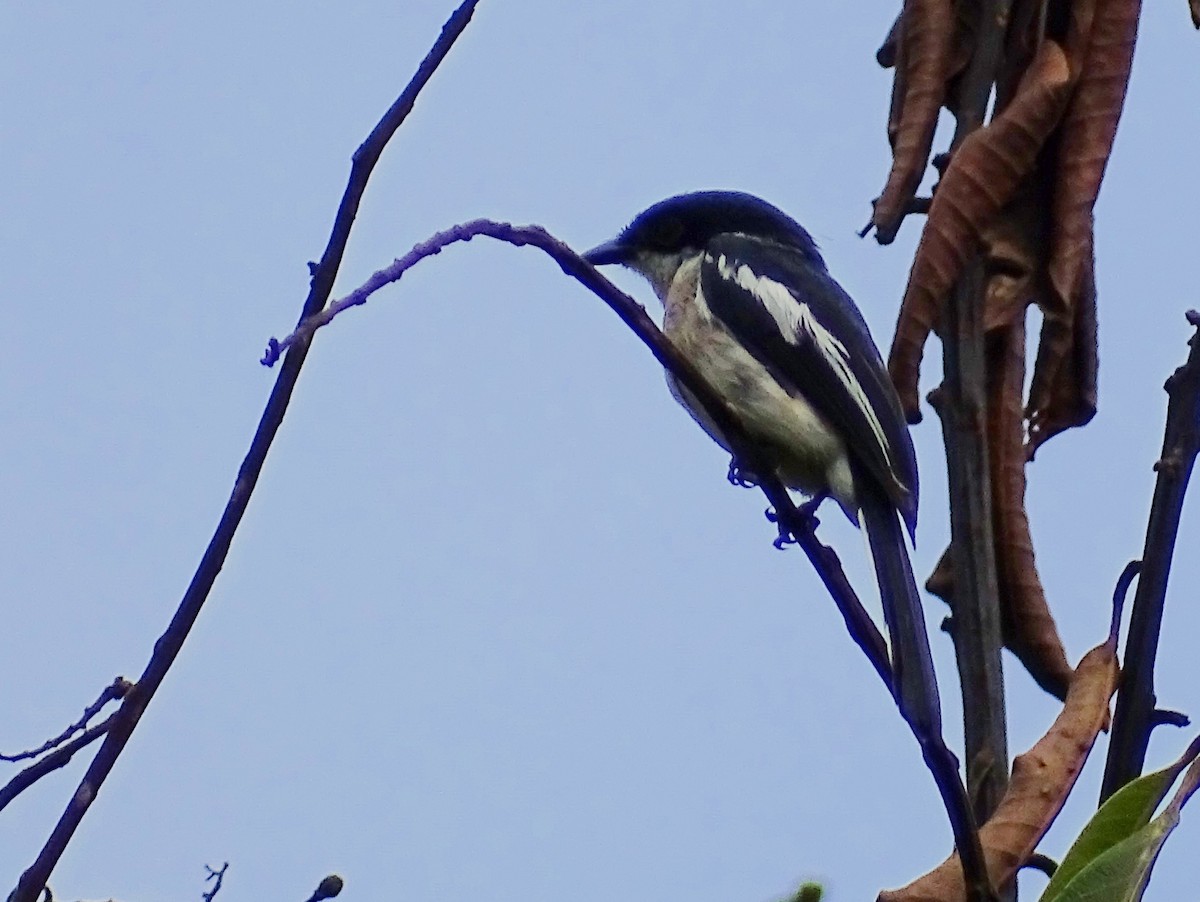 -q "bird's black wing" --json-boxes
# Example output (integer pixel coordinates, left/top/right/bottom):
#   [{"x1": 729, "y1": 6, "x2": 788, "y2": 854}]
[
  {"x1": 701, "y1": 234, "x2": 938, "y2": 733},
  {"x1": 698, "y1": 234, "x2": 918, "y2": 532}
]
